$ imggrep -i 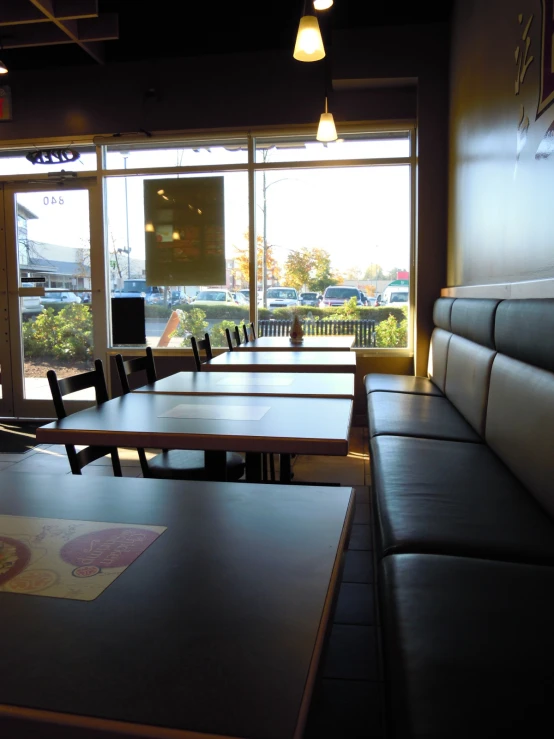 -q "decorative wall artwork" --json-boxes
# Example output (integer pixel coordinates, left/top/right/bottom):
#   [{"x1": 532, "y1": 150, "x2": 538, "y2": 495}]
[
  {"x1": 537, "y1": 0, "x2": 554, "y2": 119},
  {"x1": 0, "y1": 85, "x2": 12, "y2": 121},
  {"x1": 144, "y1": 177, "x2": 225, "y2": 286}
]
